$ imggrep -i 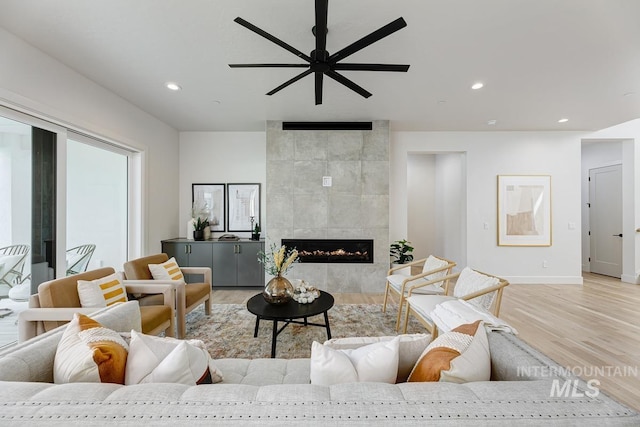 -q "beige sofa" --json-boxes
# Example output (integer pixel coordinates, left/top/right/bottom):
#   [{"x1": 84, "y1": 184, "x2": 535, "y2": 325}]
[{"x1": 0, "y1": 301, "x2": 637, "y2": 426}]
